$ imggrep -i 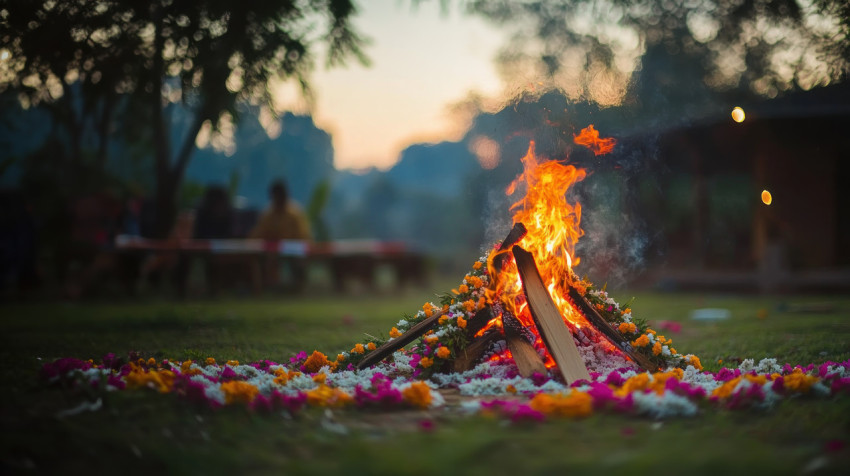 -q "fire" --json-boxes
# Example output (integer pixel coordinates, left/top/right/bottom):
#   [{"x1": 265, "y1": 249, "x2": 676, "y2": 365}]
[
  {"x1": 485, "y1": 136, "x2": 601, "y2": 355},
  {"x1": 573, "y1": 125, "x2": 617, "y2": 156}
]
